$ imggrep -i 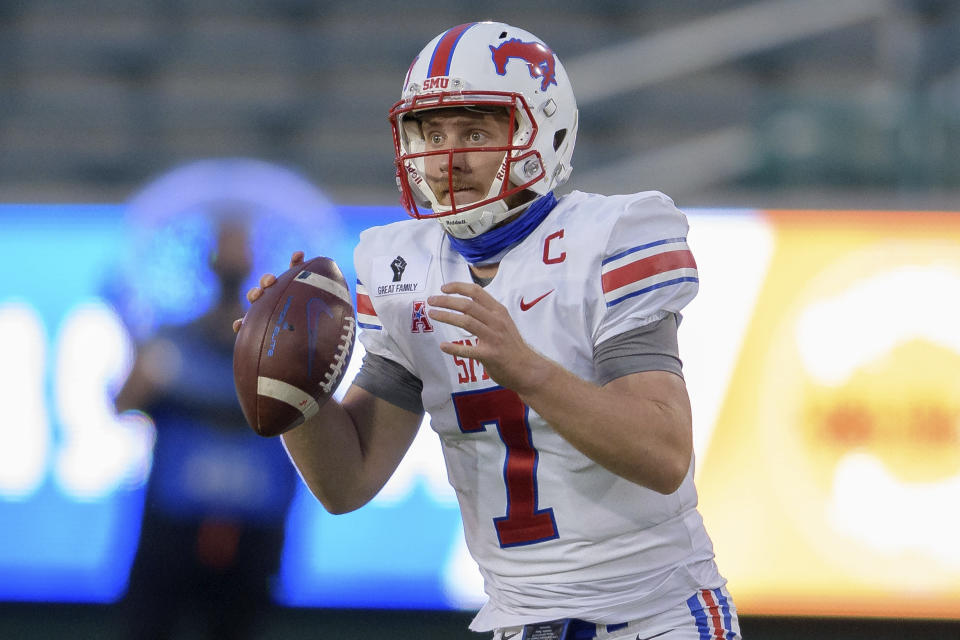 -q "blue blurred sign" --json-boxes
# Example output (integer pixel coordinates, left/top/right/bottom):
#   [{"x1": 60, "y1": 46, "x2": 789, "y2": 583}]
[
  {"x1": 0, "y1": 198, "x2": 483, "y2": 610},
  {"x1": 0, "y1": 204, "x2": 149, "y2": 602}
]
